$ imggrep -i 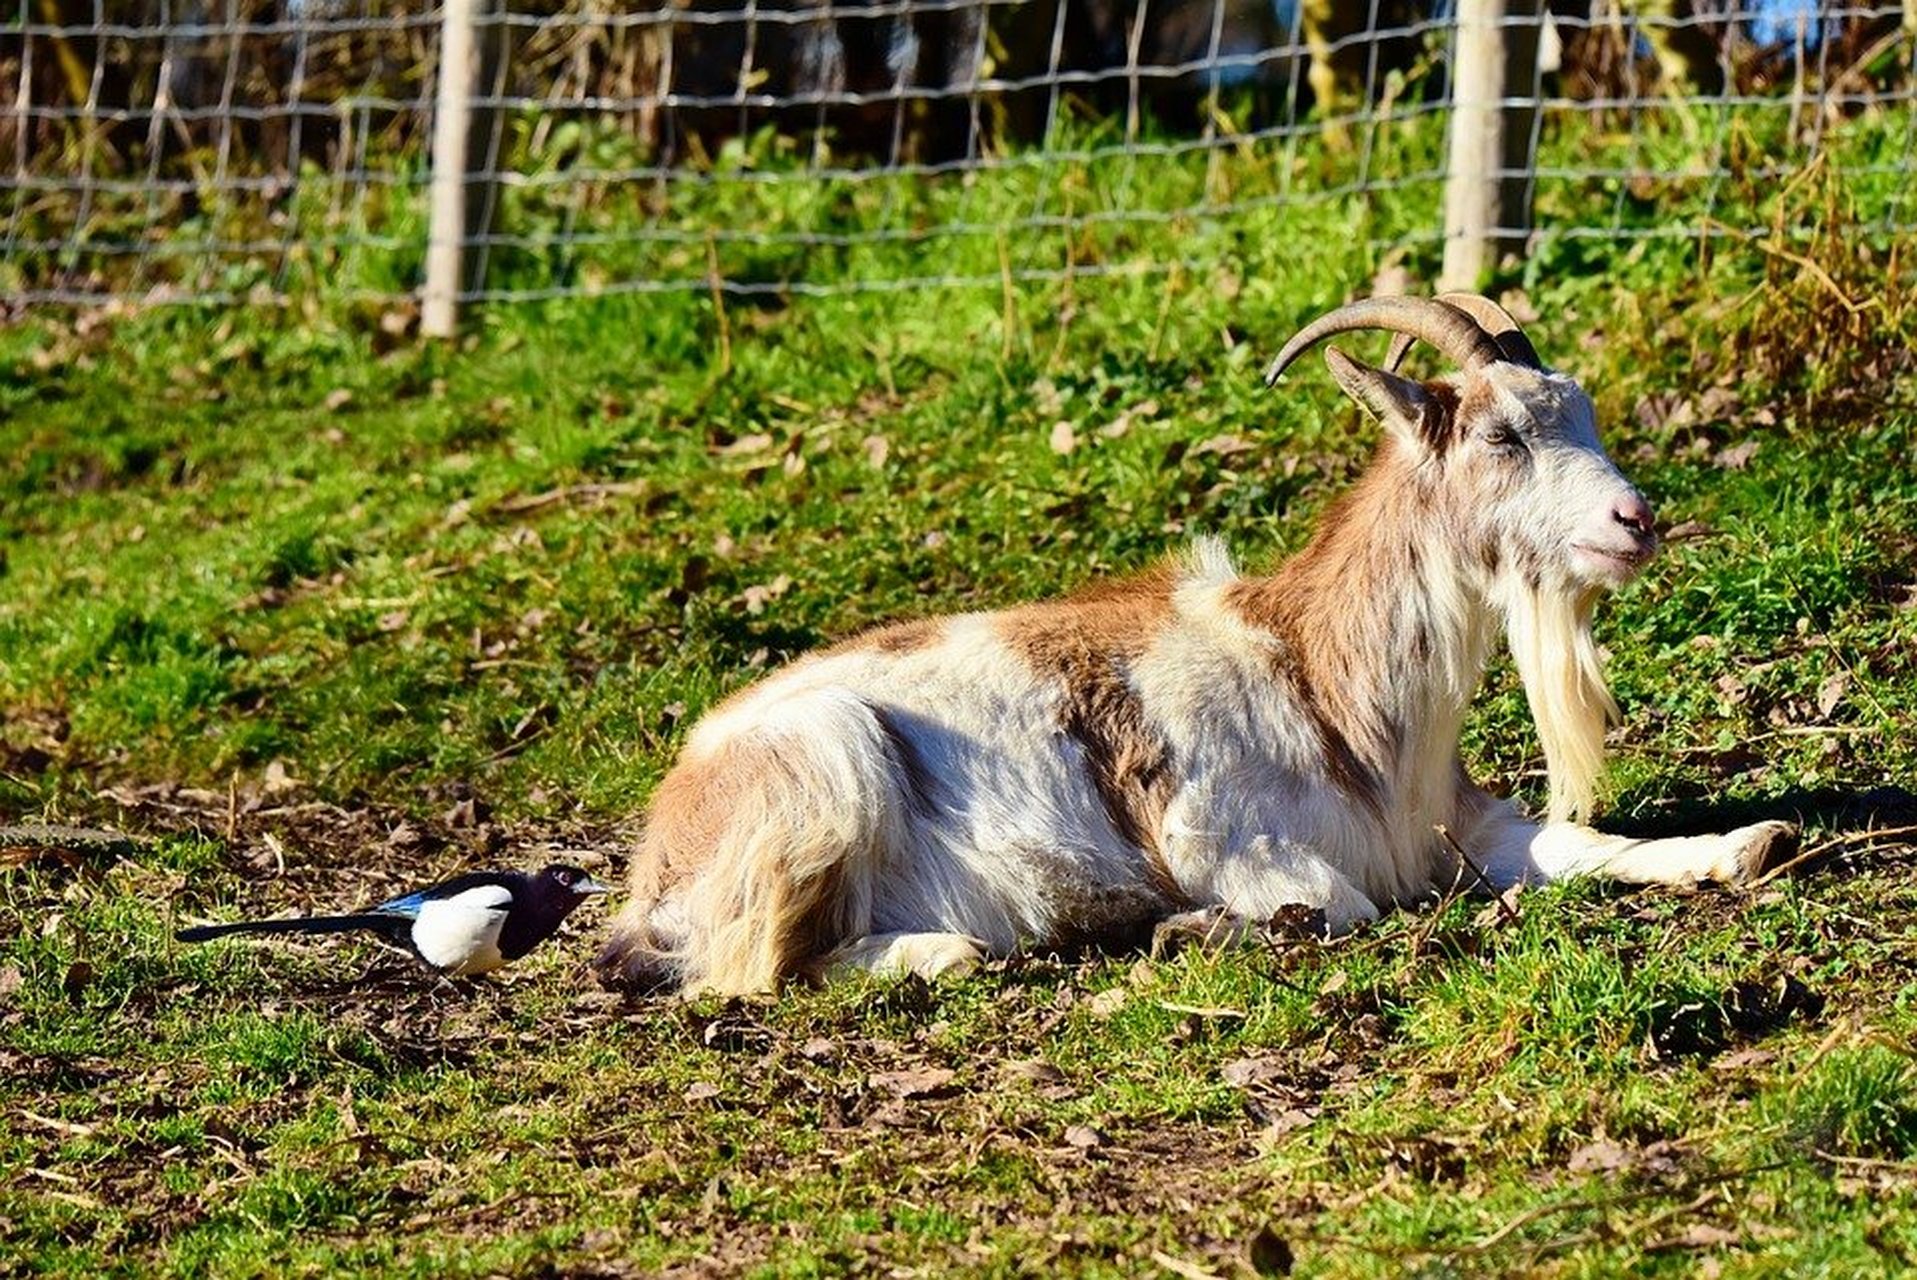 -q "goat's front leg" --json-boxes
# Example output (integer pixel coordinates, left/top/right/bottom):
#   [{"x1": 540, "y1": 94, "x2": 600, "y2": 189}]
[{"x1": 1454, "y1": 789, "x2": 1798, "y2": 891}]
